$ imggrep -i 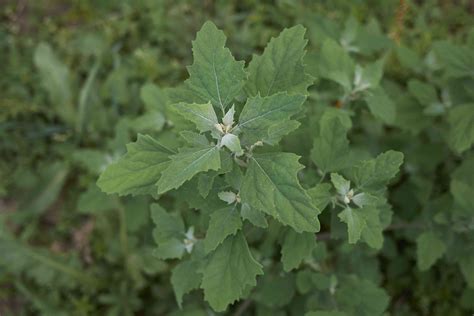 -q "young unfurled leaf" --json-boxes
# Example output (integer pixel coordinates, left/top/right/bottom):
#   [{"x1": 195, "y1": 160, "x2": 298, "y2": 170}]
[
  {"x1": 416, "y1": 231, "x2": 446, "y2": 271},
  {"x1": 237, "y1": 93, "x2": 306, "y2": 145},
  {"x1": 311, "y1": 112, "x2": 350, "y2": 173},
  {"x1": 222, "y1": 105, "x2": 235, "y2": 126},
  {"x1": 280, "y1": 229, "x2": 316, "y2": 271},
  {"x1": 218, "y1": 191, "x2": 237, "y2": 204},
  {"x1": 220, "y1": 133, "x2": 243, "y2": 156},
  {"x1": 204, "y1": 206, "x2": 242, "y2": 253},
  {"x1": 201, "y1": 232, "x2": 263, "y2": 311},
  {"x1": 185, "y1": 21, "x2": 246, "y2": 114},
  {"x1": 157, "y1": 145, "x2": 221, "y2": 194},
  {"x1": 171, "y1": 260, "x2": 202, "y2": 308},
  {"x1": 240, "y1": 153, "x2": 320, "y2": 233},
  {"x1": 330, "y1": 173, "x2": 351, "y2": 197},
  {"x1": 173, "y1": 102, "x2": 218, "y2": 134},
  {"x1": 97, "y1": 134, "x2": 174, "y2": 196},
  {"x1": 245, "y1": 25, "x2": 313, "y2": 96}
]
